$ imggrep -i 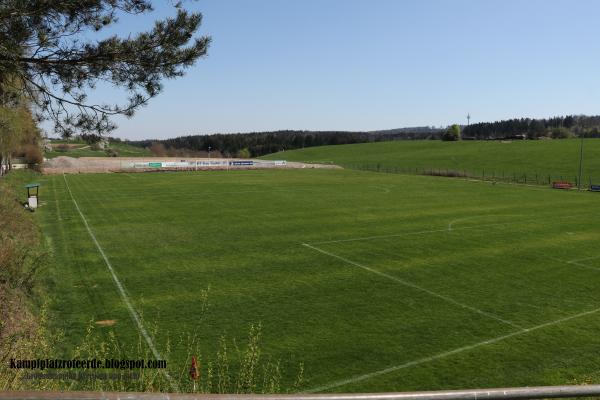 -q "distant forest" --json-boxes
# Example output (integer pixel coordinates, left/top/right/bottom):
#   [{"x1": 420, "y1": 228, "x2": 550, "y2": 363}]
[
  {"x1": 462, "y1": 115, "x2": 600, "y2": 140},
  {"x1": 126, "y1": 115, "x2": 600, "y2": 157},
  {"x1": 128, "y1": 127, "x2": 442, "y2": 158}
]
